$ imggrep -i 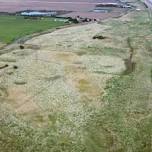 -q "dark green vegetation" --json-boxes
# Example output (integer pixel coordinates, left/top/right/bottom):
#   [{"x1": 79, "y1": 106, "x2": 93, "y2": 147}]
[{"x1": 0, "y1": 15, "x2": 67, "y2": 43}]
